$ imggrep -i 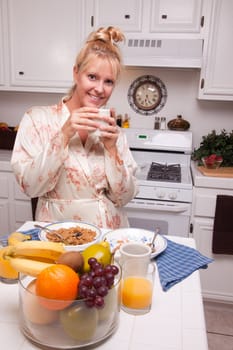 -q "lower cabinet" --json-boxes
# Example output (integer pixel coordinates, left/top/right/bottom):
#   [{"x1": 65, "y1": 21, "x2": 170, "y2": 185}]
[
  {"x1": 0, "y1": 169, "x2": 32, "y2": 237},
  {"x1": 192, "y1": 186, "x2": 233, "y2": 302}
]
